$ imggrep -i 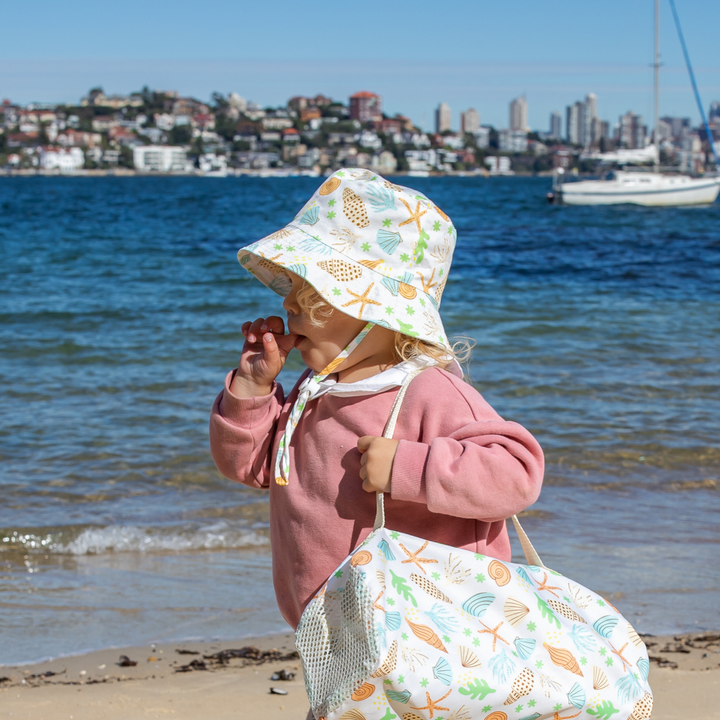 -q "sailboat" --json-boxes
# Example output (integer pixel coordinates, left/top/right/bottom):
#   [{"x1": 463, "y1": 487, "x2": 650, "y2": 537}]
[{"x1": 552, "y1": 0, "x2": 720, "y2": 207}]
